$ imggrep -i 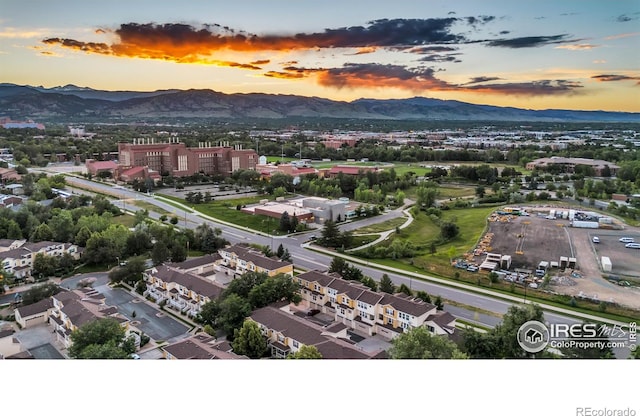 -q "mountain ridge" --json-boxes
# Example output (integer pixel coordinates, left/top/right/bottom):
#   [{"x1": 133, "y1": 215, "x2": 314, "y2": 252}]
[{"x1": 1, "y1": 83, "x2": 638, "y2": 122}]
